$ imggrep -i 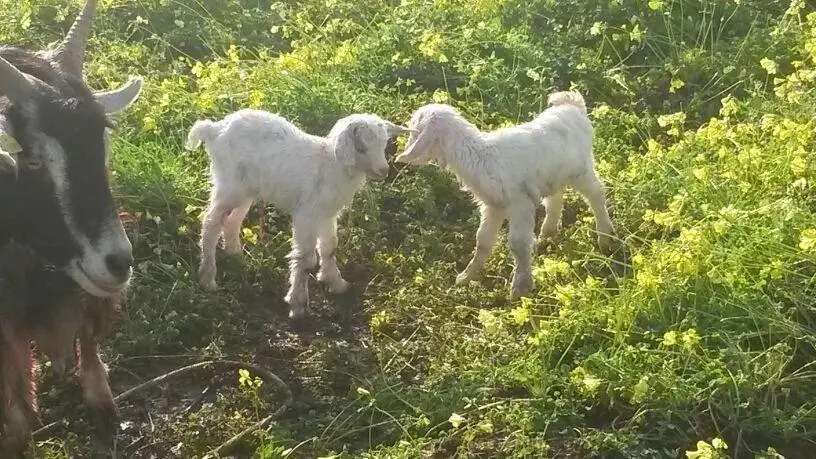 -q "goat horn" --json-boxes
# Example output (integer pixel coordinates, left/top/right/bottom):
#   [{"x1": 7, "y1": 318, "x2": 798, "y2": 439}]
[
  {"x1": 385, "y1": 122, "x2": 413, "y2": 136},
  {"x1": 51, "y1": 0, "x2": 98, "y2": 77},
  {"x1": 0, "y1": 57, "x2": 36, "y2": 105}
]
